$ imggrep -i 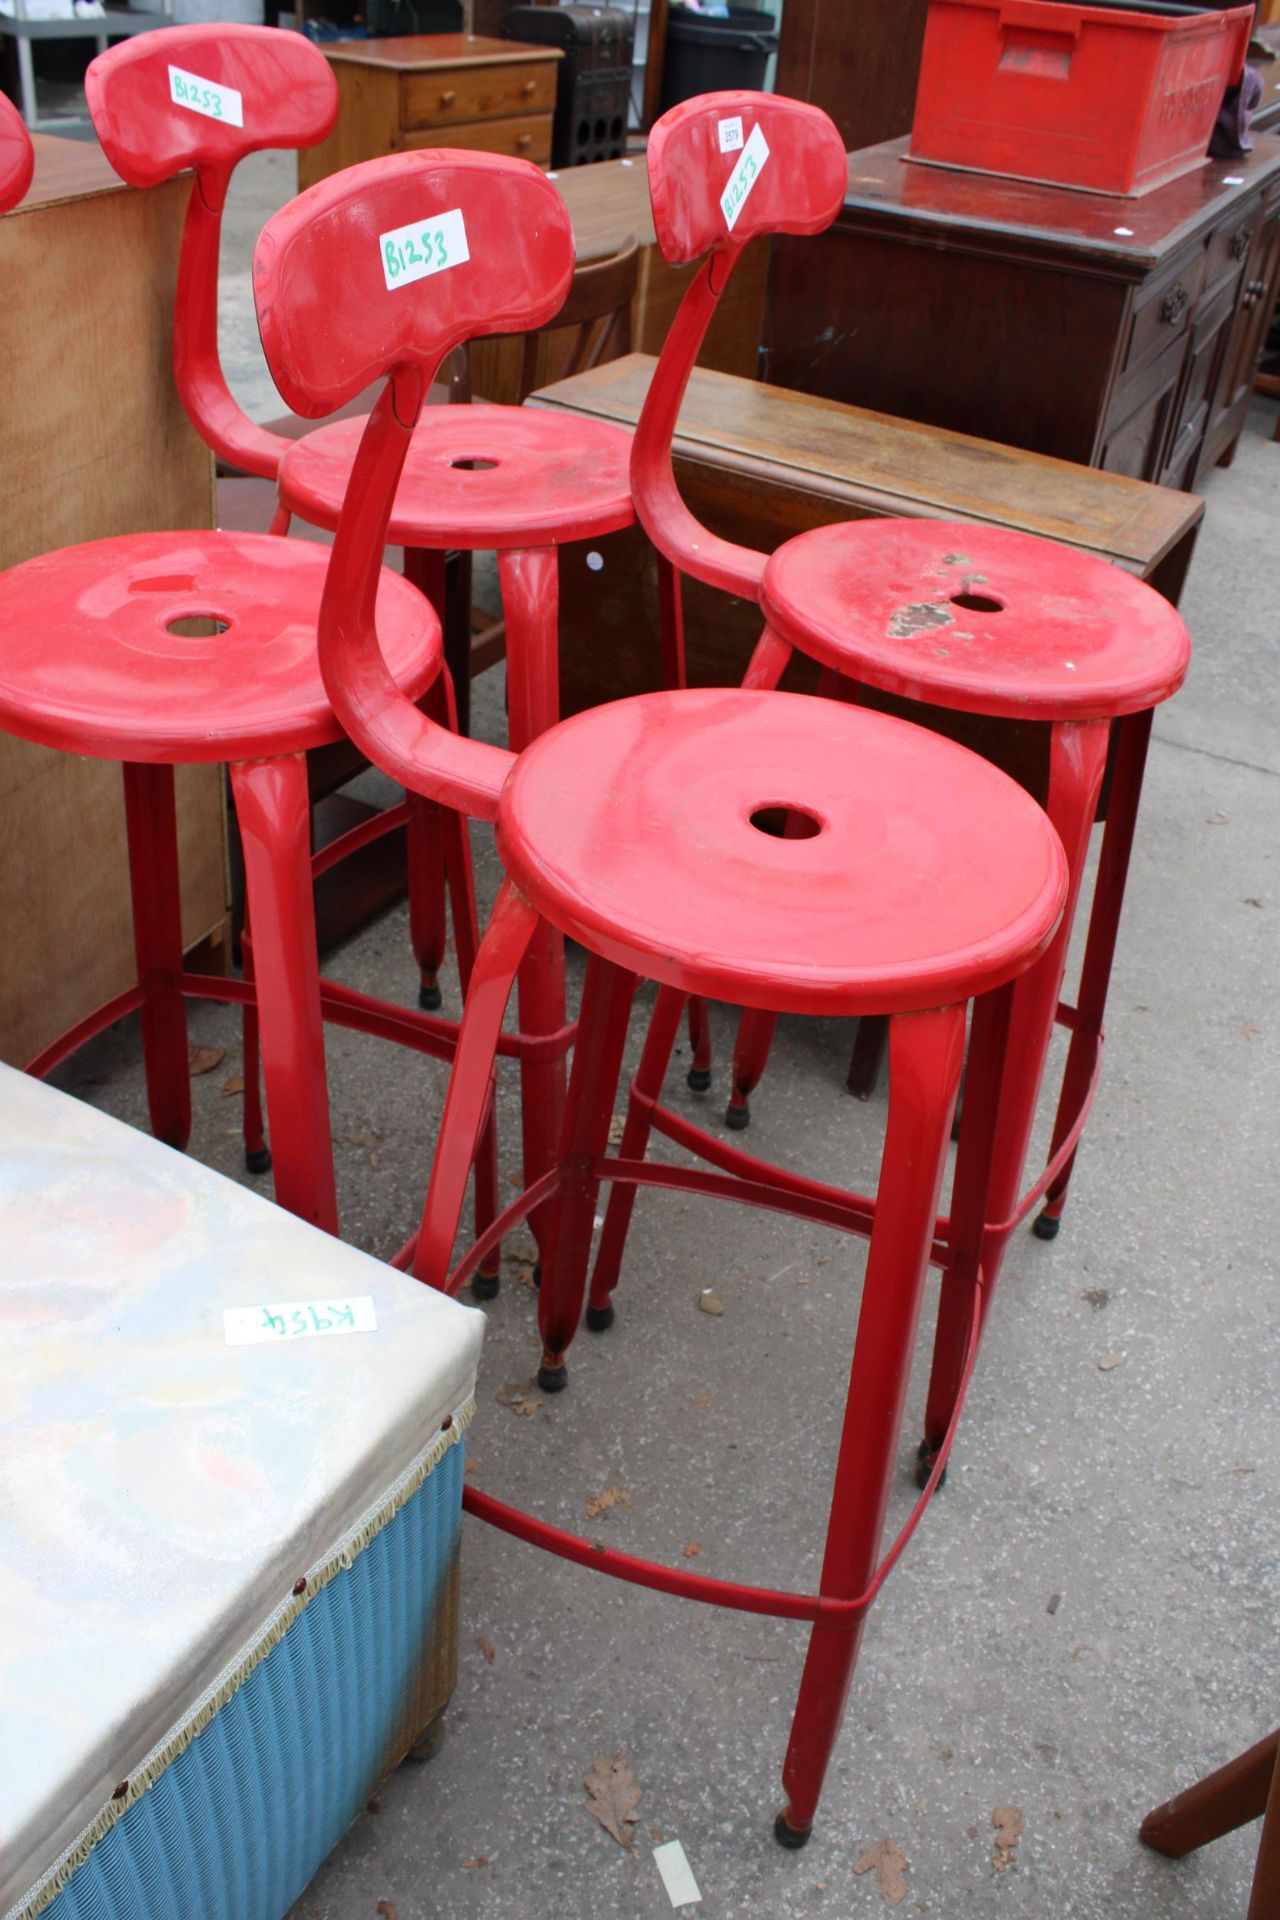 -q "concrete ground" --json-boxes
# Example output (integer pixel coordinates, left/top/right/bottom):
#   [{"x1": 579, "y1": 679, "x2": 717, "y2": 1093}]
[{"x1": 57, "y1": 152, "x2": 1280, "y2": 1916}]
